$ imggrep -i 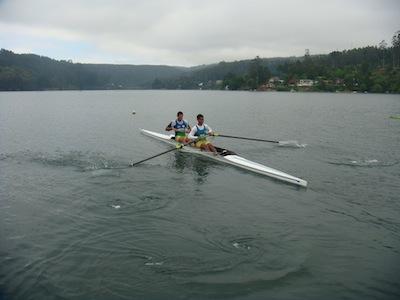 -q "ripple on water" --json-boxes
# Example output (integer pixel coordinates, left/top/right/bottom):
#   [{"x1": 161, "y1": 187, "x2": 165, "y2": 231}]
[
  {"x1": 0, "y1": 150, "x2": 130, "y2": 172},
  {"x1": 145, "y1": 225, "x2": 309, "y2": 290},
  {"x1": 328, "y1": 158, "x2": 399, "y2": 168}
]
